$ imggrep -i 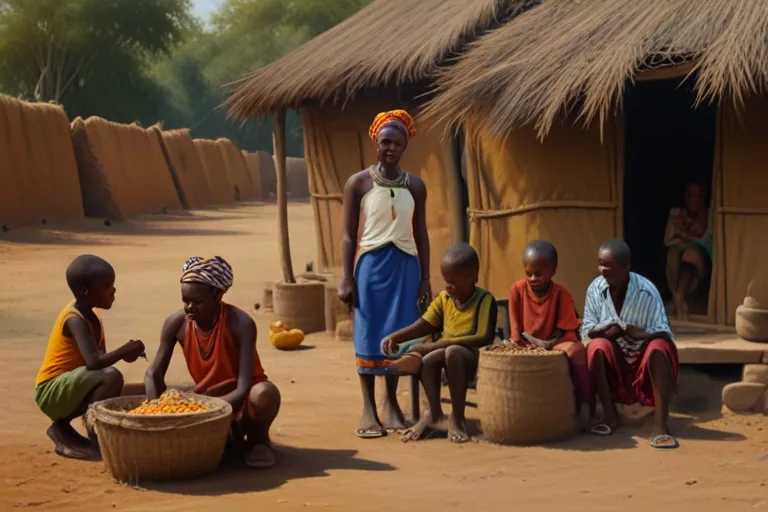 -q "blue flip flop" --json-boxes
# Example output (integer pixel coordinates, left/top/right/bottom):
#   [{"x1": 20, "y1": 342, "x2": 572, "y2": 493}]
[{"x1": 650, "y1": 434, "x2": 679, "y2": 449}]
